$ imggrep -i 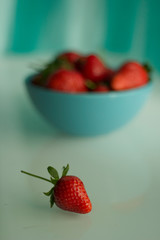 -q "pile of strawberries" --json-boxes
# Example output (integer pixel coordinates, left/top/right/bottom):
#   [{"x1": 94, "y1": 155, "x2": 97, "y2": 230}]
[{"x1": 33, "y1": 51, "x2": 150, "y2": 93}]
